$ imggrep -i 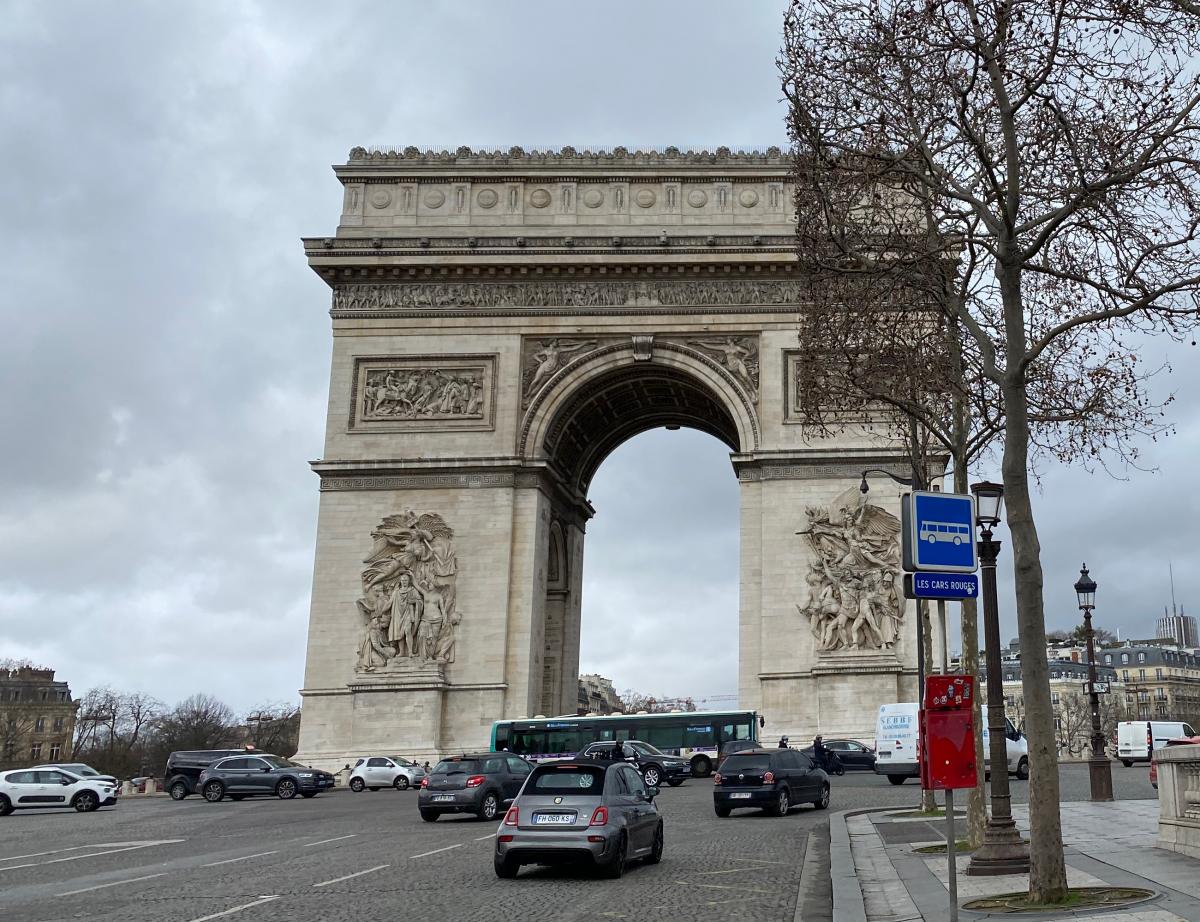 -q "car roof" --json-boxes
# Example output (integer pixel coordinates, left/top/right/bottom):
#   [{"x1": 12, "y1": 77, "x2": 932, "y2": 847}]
[
  {"x1": 531, "y1": 759, "x2": 613, "y2": 771},
  {"x1": 439, "y1": 753, "x2": 511, "y2": 761},
  {"x1": 721, "y1": 748, "x2": 775, "y2": 757}
]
